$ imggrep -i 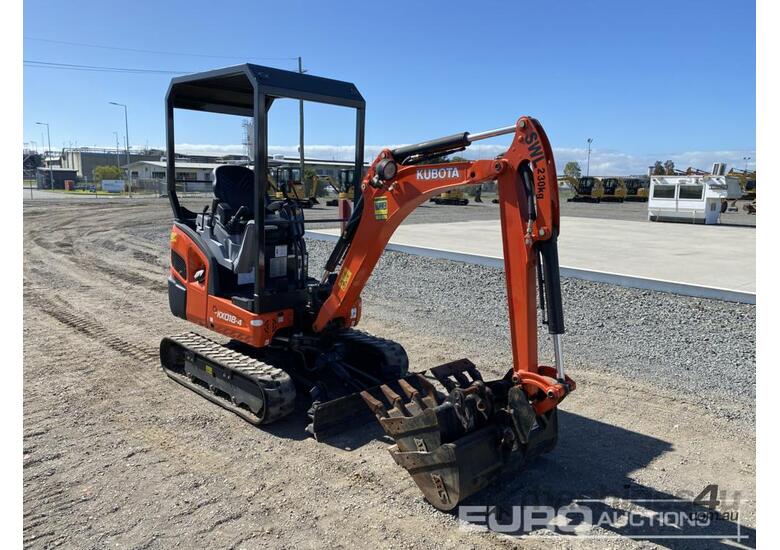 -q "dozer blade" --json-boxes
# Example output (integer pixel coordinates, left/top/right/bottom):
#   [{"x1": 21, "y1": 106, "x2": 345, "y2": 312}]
[
  {"x1": 361, "y1": 359, "x2": 559, "y2": 511},
  {"x1": 307, "y1": 373, "x2": 431, "y2": 441}
]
